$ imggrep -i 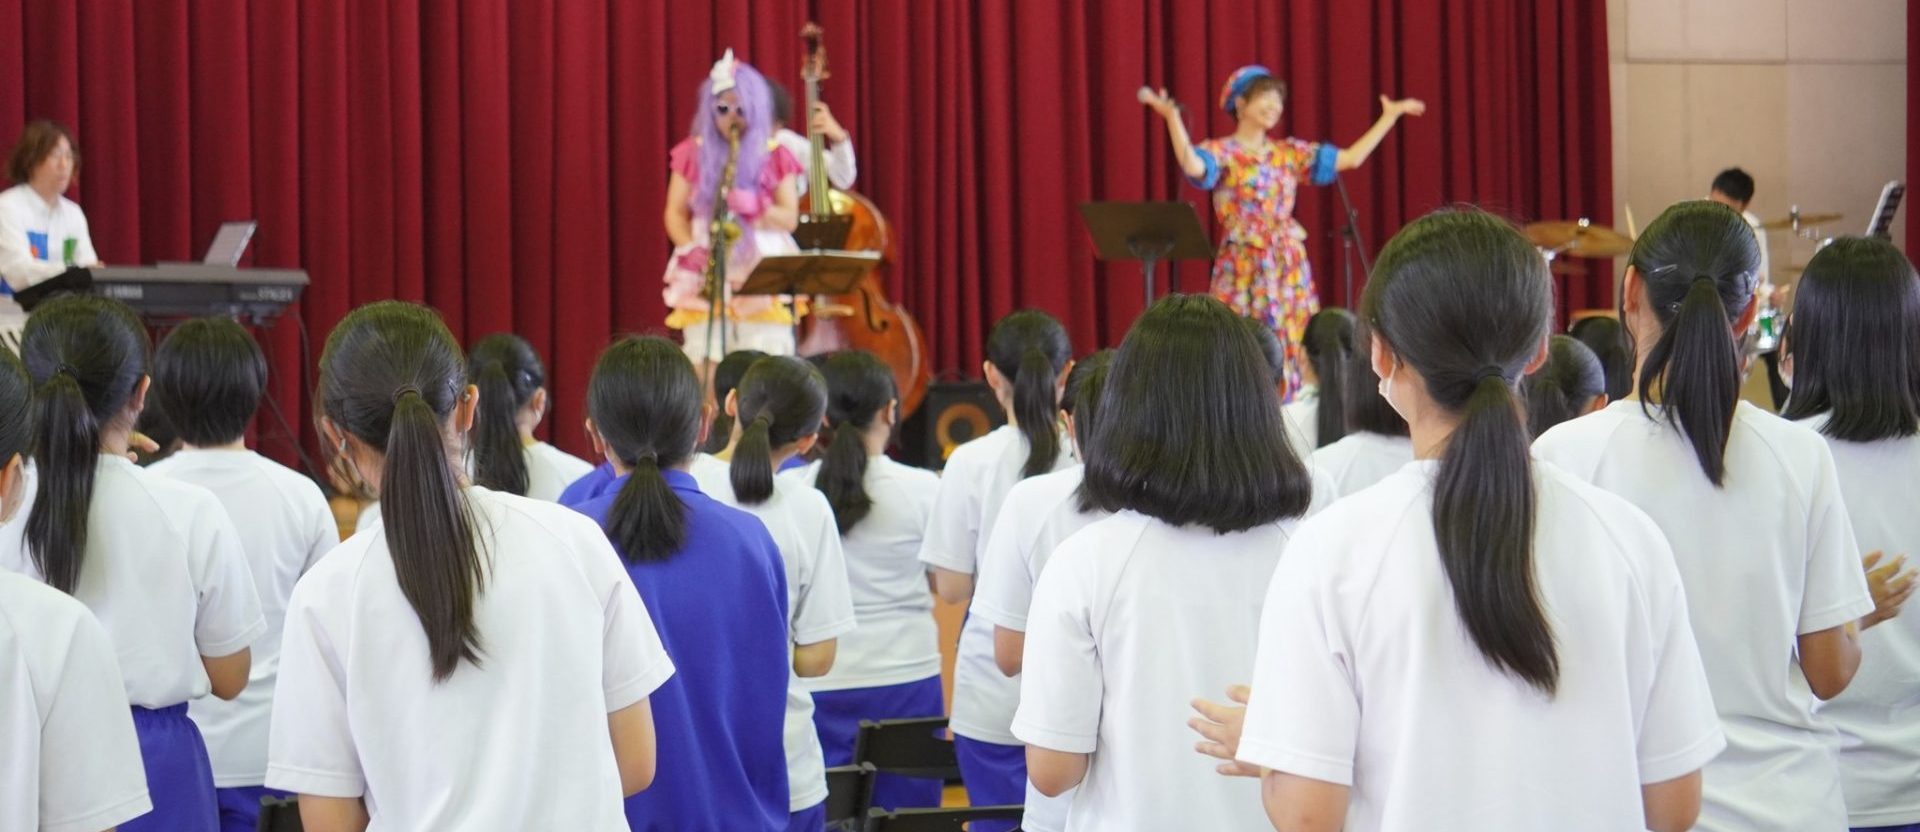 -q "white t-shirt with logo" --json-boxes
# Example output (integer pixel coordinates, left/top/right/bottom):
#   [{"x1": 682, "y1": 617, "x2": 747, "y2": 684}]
[
  {"x1": 1240, "y1": 460, "x2": 1726, "y2": 830},
  {"x1": 1535, "y1": 401, "x2": 1874, "y2": 831}
]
